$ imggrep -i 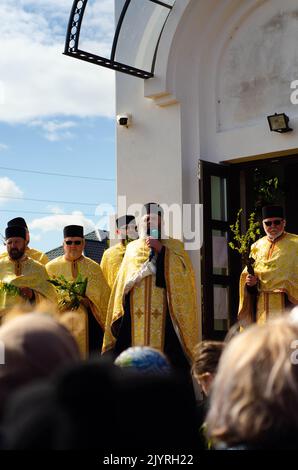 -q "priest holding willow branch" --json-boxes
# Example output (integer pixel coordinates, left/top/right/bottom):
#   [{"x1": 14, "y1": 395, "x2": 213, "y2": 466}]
[
  {"x1": 46, "y1": 225, "x2": 110, "y2": 357},
  {"x1": 0, "y1": 225, "x2": 57, "y2": 322},
  {"x1": 235, "y1": 205, "x2": 298, "y2": 326}
]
